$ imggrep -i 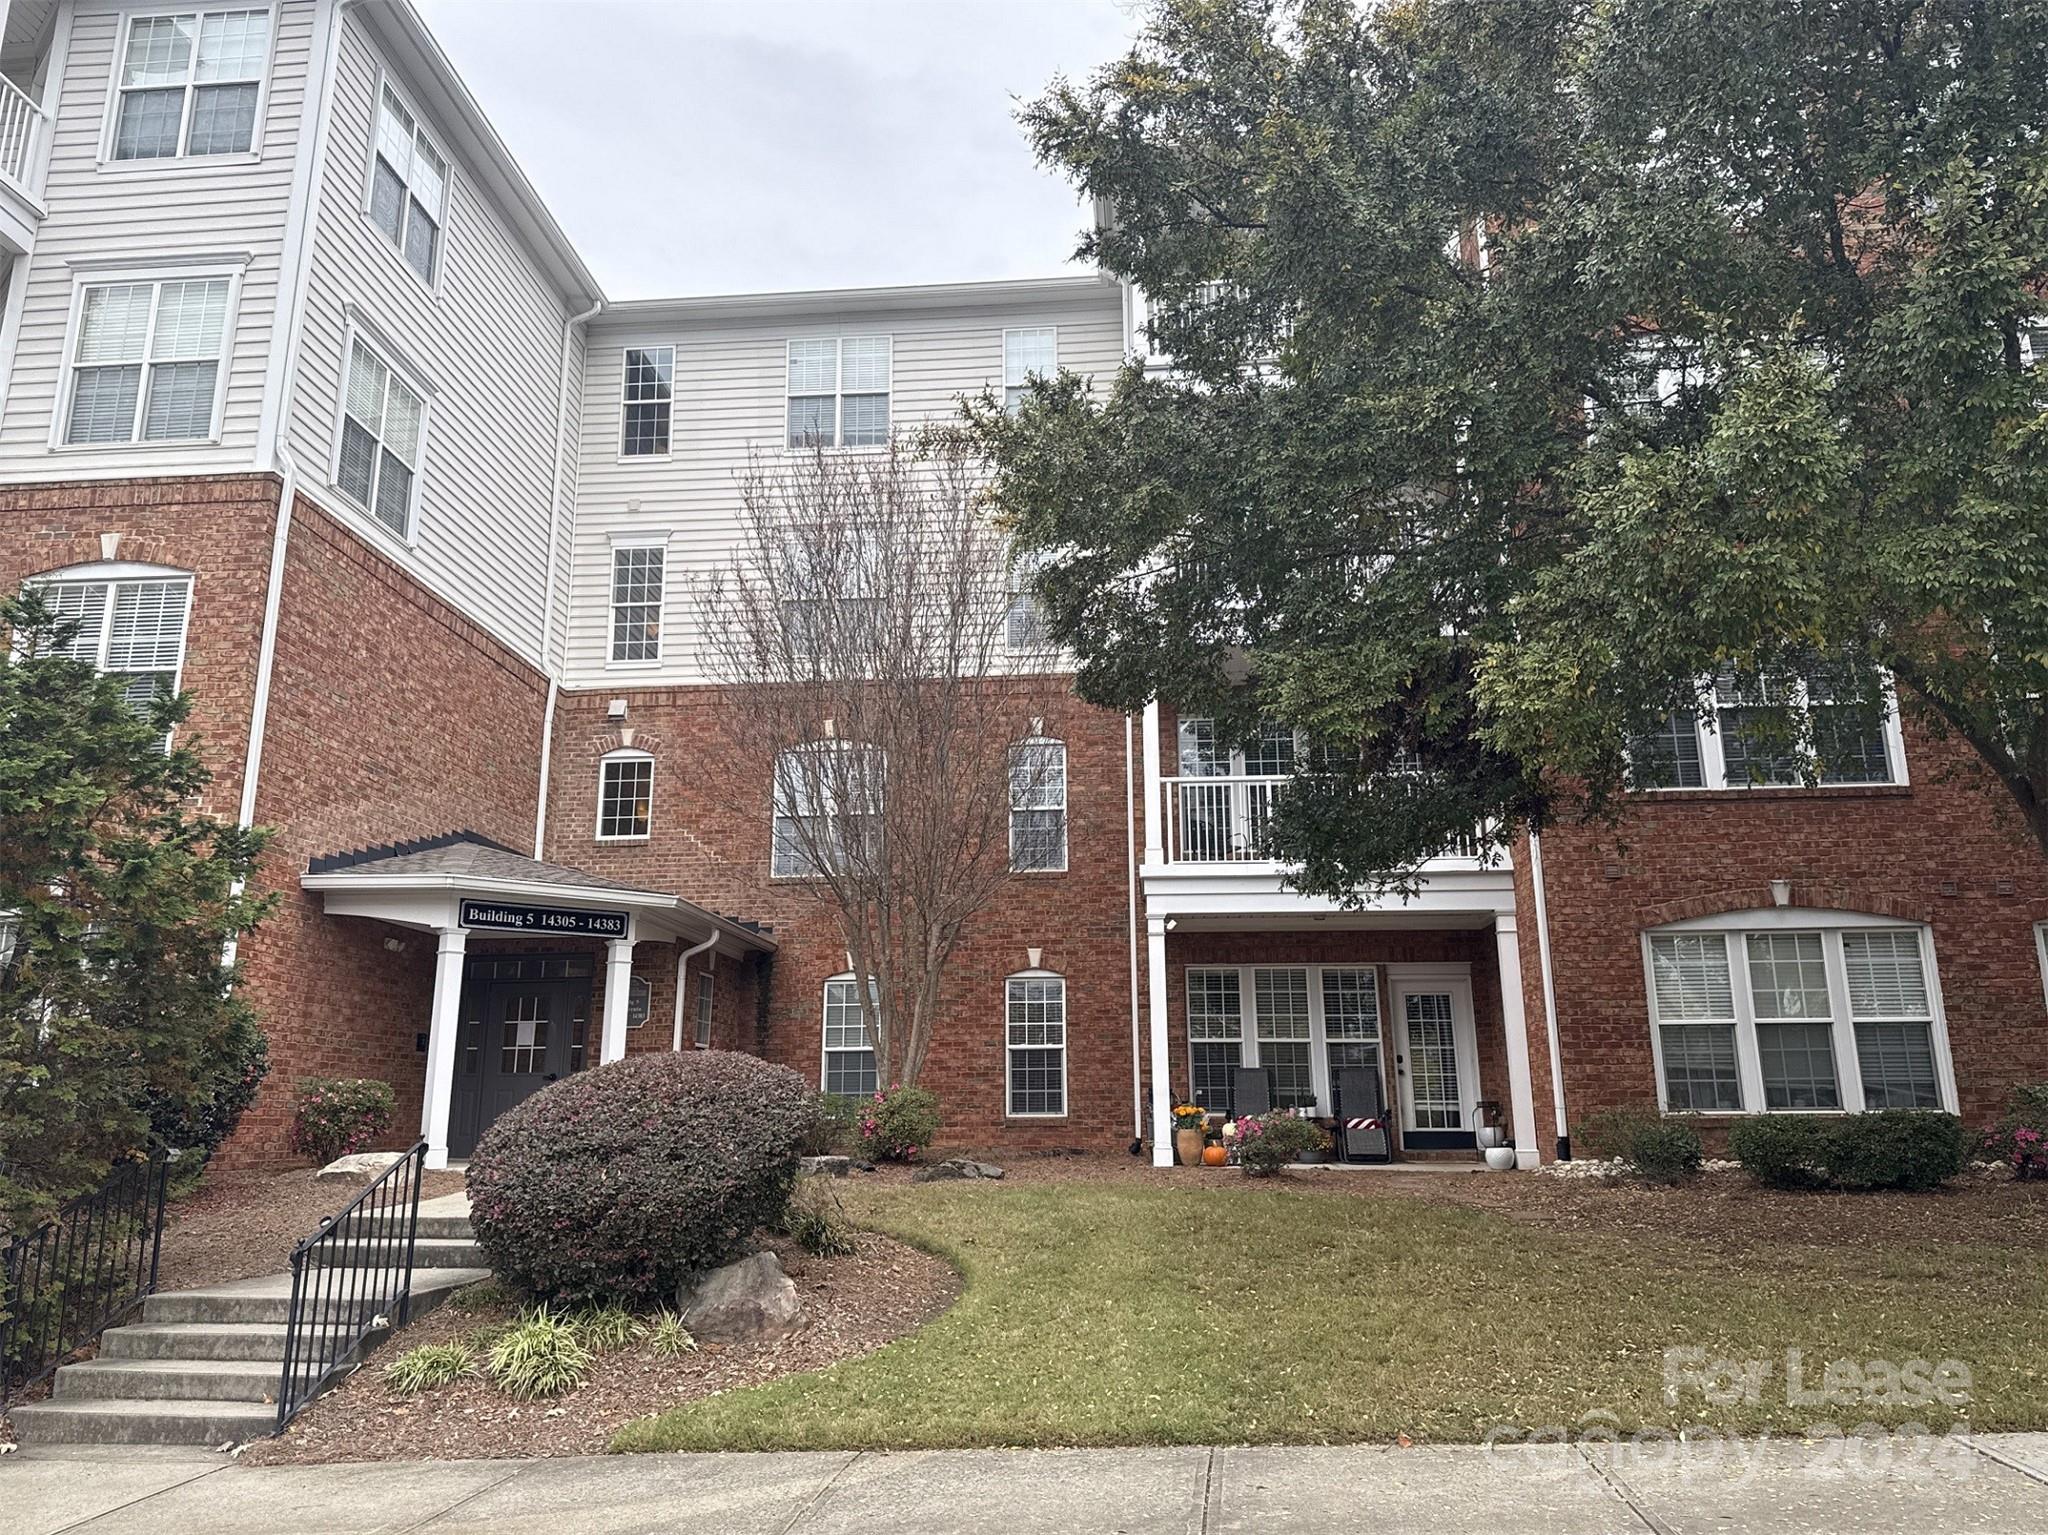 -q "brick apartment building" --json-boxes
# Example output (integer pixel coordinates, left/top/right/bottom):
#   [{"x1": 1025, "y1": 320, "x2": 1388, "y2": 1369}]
[{"x1": 1, "y1": 0, "x2": 2043, "y2": 1174}]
